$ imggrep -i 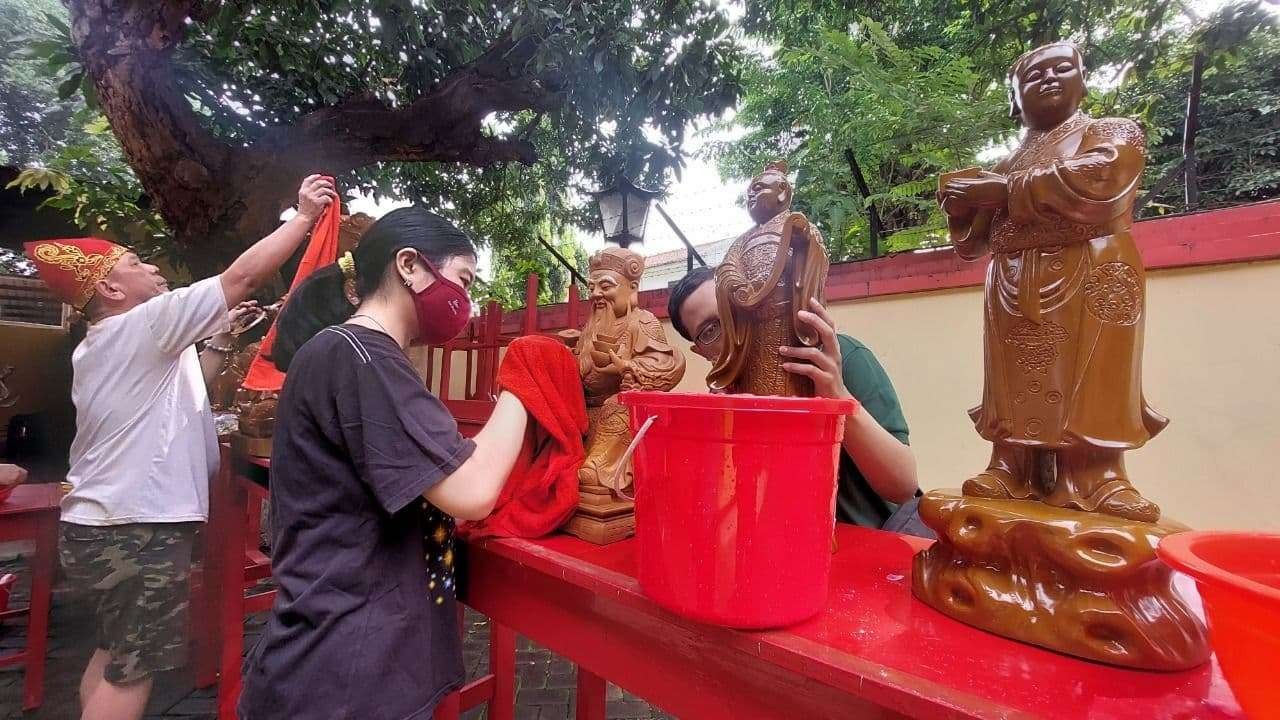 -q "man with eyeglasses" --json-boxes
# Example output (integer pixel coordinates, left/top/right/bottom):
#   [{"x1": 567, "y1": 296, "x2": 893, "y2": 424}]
[{"x1": 667, "y1": 266, "x2": 923, "y2": 532}]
